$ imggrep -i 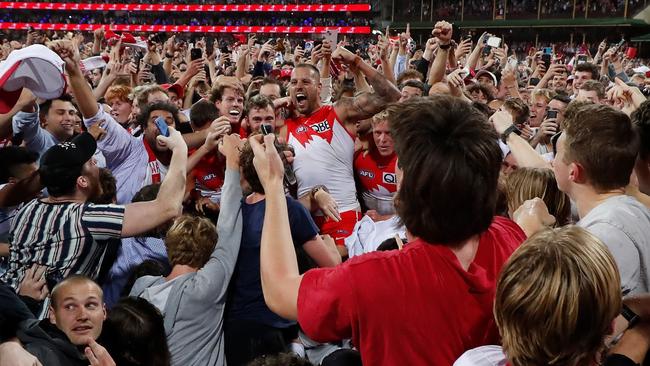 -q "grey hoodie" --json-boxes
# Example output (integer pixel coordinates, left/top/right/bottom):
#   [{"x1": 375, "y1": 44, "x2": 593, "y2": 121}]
[{"x1": 130, "y1": 169, "x2": 243, "y2": 366}]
